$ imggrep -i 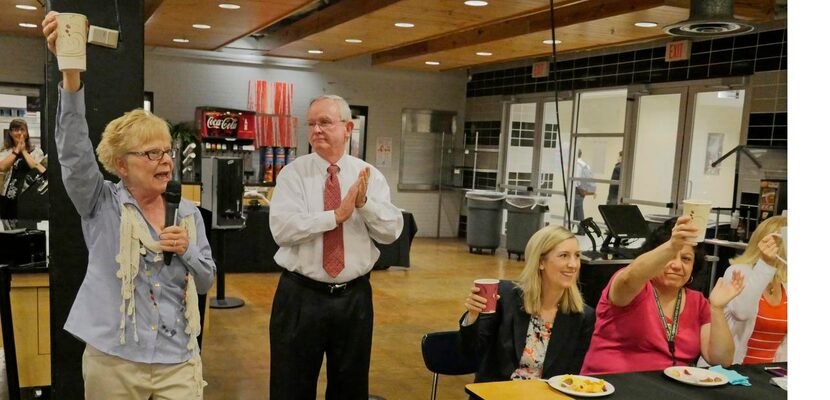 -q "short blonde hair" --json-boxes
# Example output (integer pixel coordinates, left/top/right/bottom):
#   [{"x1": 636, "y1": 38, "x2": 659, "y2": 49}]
[
  {"x1": 96, "y1": 109, "x2": 171, "y2": 176},
  {"x1": 731, "y1": 216, "x2": 787, "y2": 284},
  {"x1": 518, "y1": 225, "x2": 585, "y2": 315},
  {"x1": 309, "y1": 94, "x2": 352, "y2": 122}
]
